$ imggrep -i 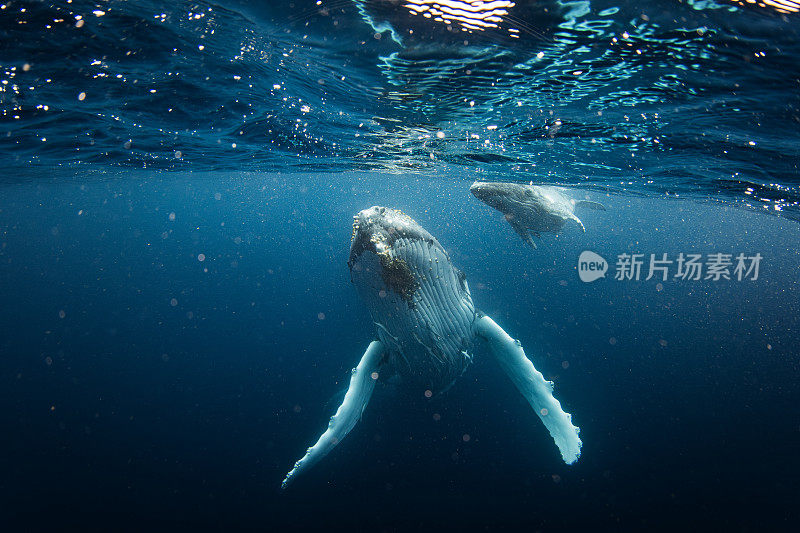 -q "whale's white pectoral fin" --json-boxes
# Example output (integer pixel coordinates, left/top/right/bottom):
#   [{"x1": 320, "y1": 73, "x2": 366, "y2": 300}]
[
  {"x1": 475, "y1": 316, "x2": 582, "y2": 464},
  {"x1": 281, "y1": 340, "x2": 385, "y2": 489},
  {"x1": 573, "y1": 215, "x2": 586, "y2": 233}
]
